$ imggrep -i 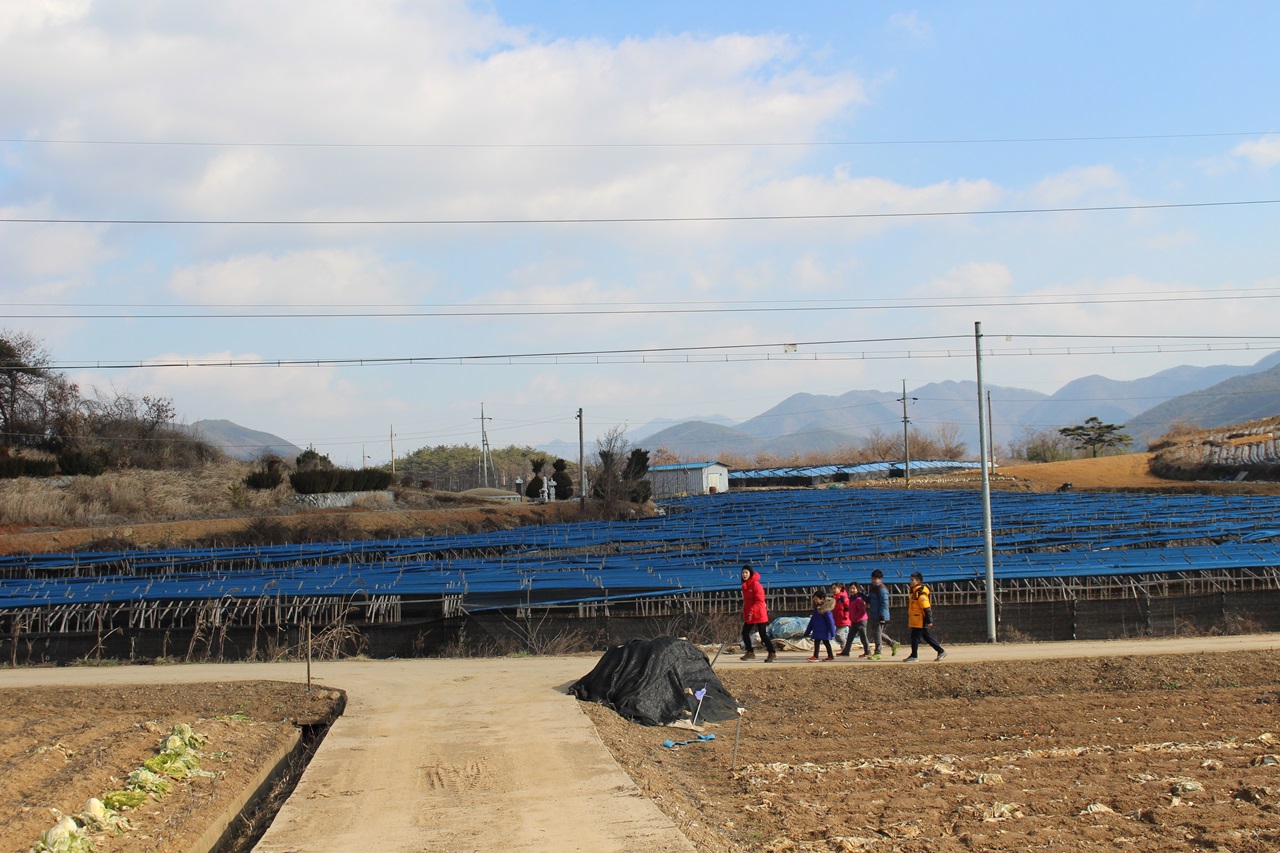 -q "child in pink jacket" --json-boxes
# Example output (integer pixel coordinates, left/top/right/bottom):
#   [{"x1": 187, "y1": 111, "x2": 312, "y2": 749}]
[{"x1": 840, "y1": 581, "x2": 872, "y2": 658}]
